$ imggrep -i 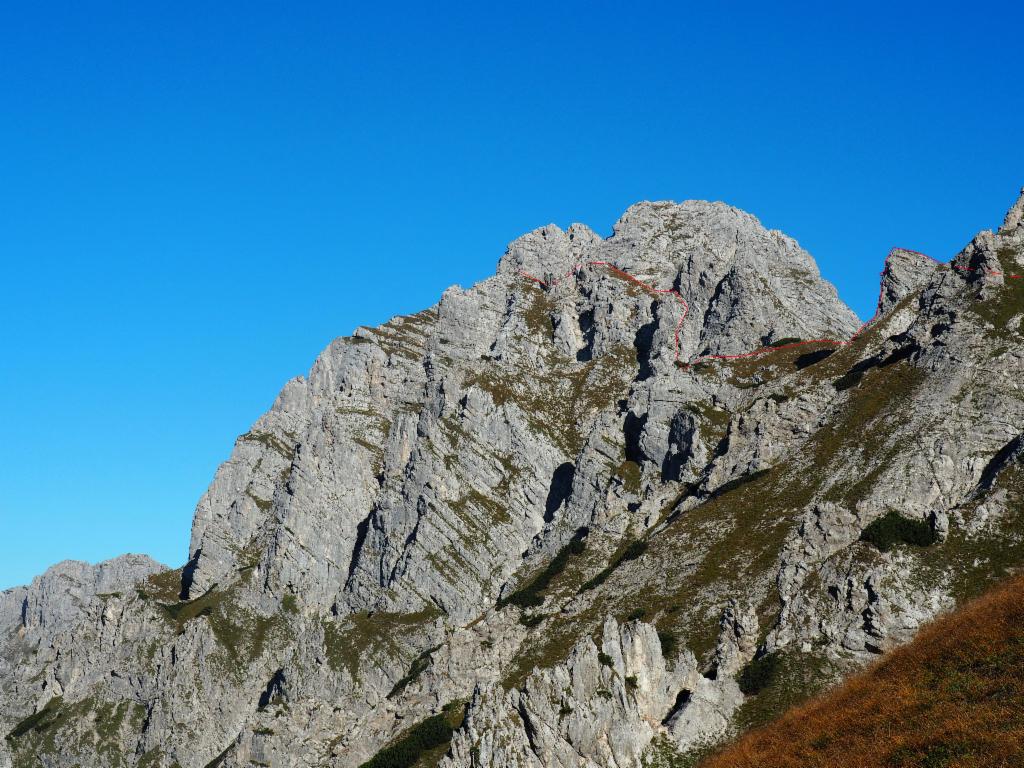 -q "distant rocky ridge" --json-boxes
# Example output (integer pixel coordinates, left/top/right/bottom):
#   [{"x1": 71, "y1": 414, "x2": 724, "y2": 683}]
[
  {"x1": 1, "y1": 556, "x2": 165, "y2": 632},
  {"x1": 2, "y1": 189, "x2": 1023, "y2": 768}
]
